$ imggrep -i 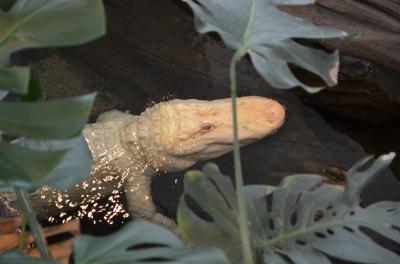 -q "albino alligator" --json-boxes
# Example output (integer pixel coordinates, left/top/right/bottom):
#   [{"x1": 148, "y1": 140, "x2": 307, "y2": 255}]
[{"x1": 2, "y1": 96, "x2": 285, "y2": 230}]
